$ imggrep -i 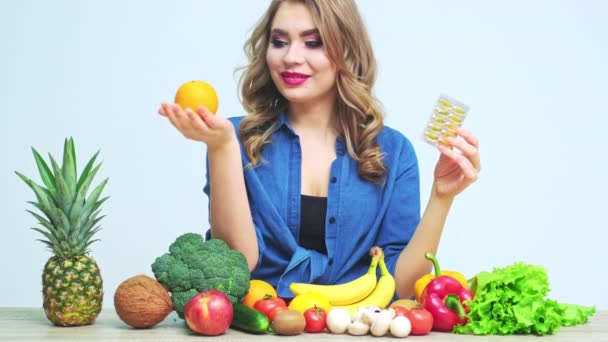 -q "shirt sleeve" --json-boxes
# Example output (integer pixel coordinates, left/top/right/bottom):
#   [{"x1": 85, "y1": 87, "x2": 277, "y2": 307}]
[{"x1": 375, "y1": 137, "x2": 421, "y2": 278}]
